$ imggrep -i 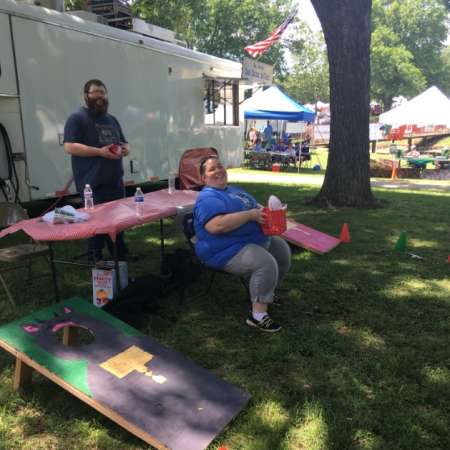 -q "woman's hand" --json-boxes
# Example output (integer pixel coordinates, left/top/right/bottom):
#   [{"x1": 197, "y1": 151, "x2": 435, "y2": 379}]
[{"x1": 248, "y1": 208, "x2": 265, "y2": 224}]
